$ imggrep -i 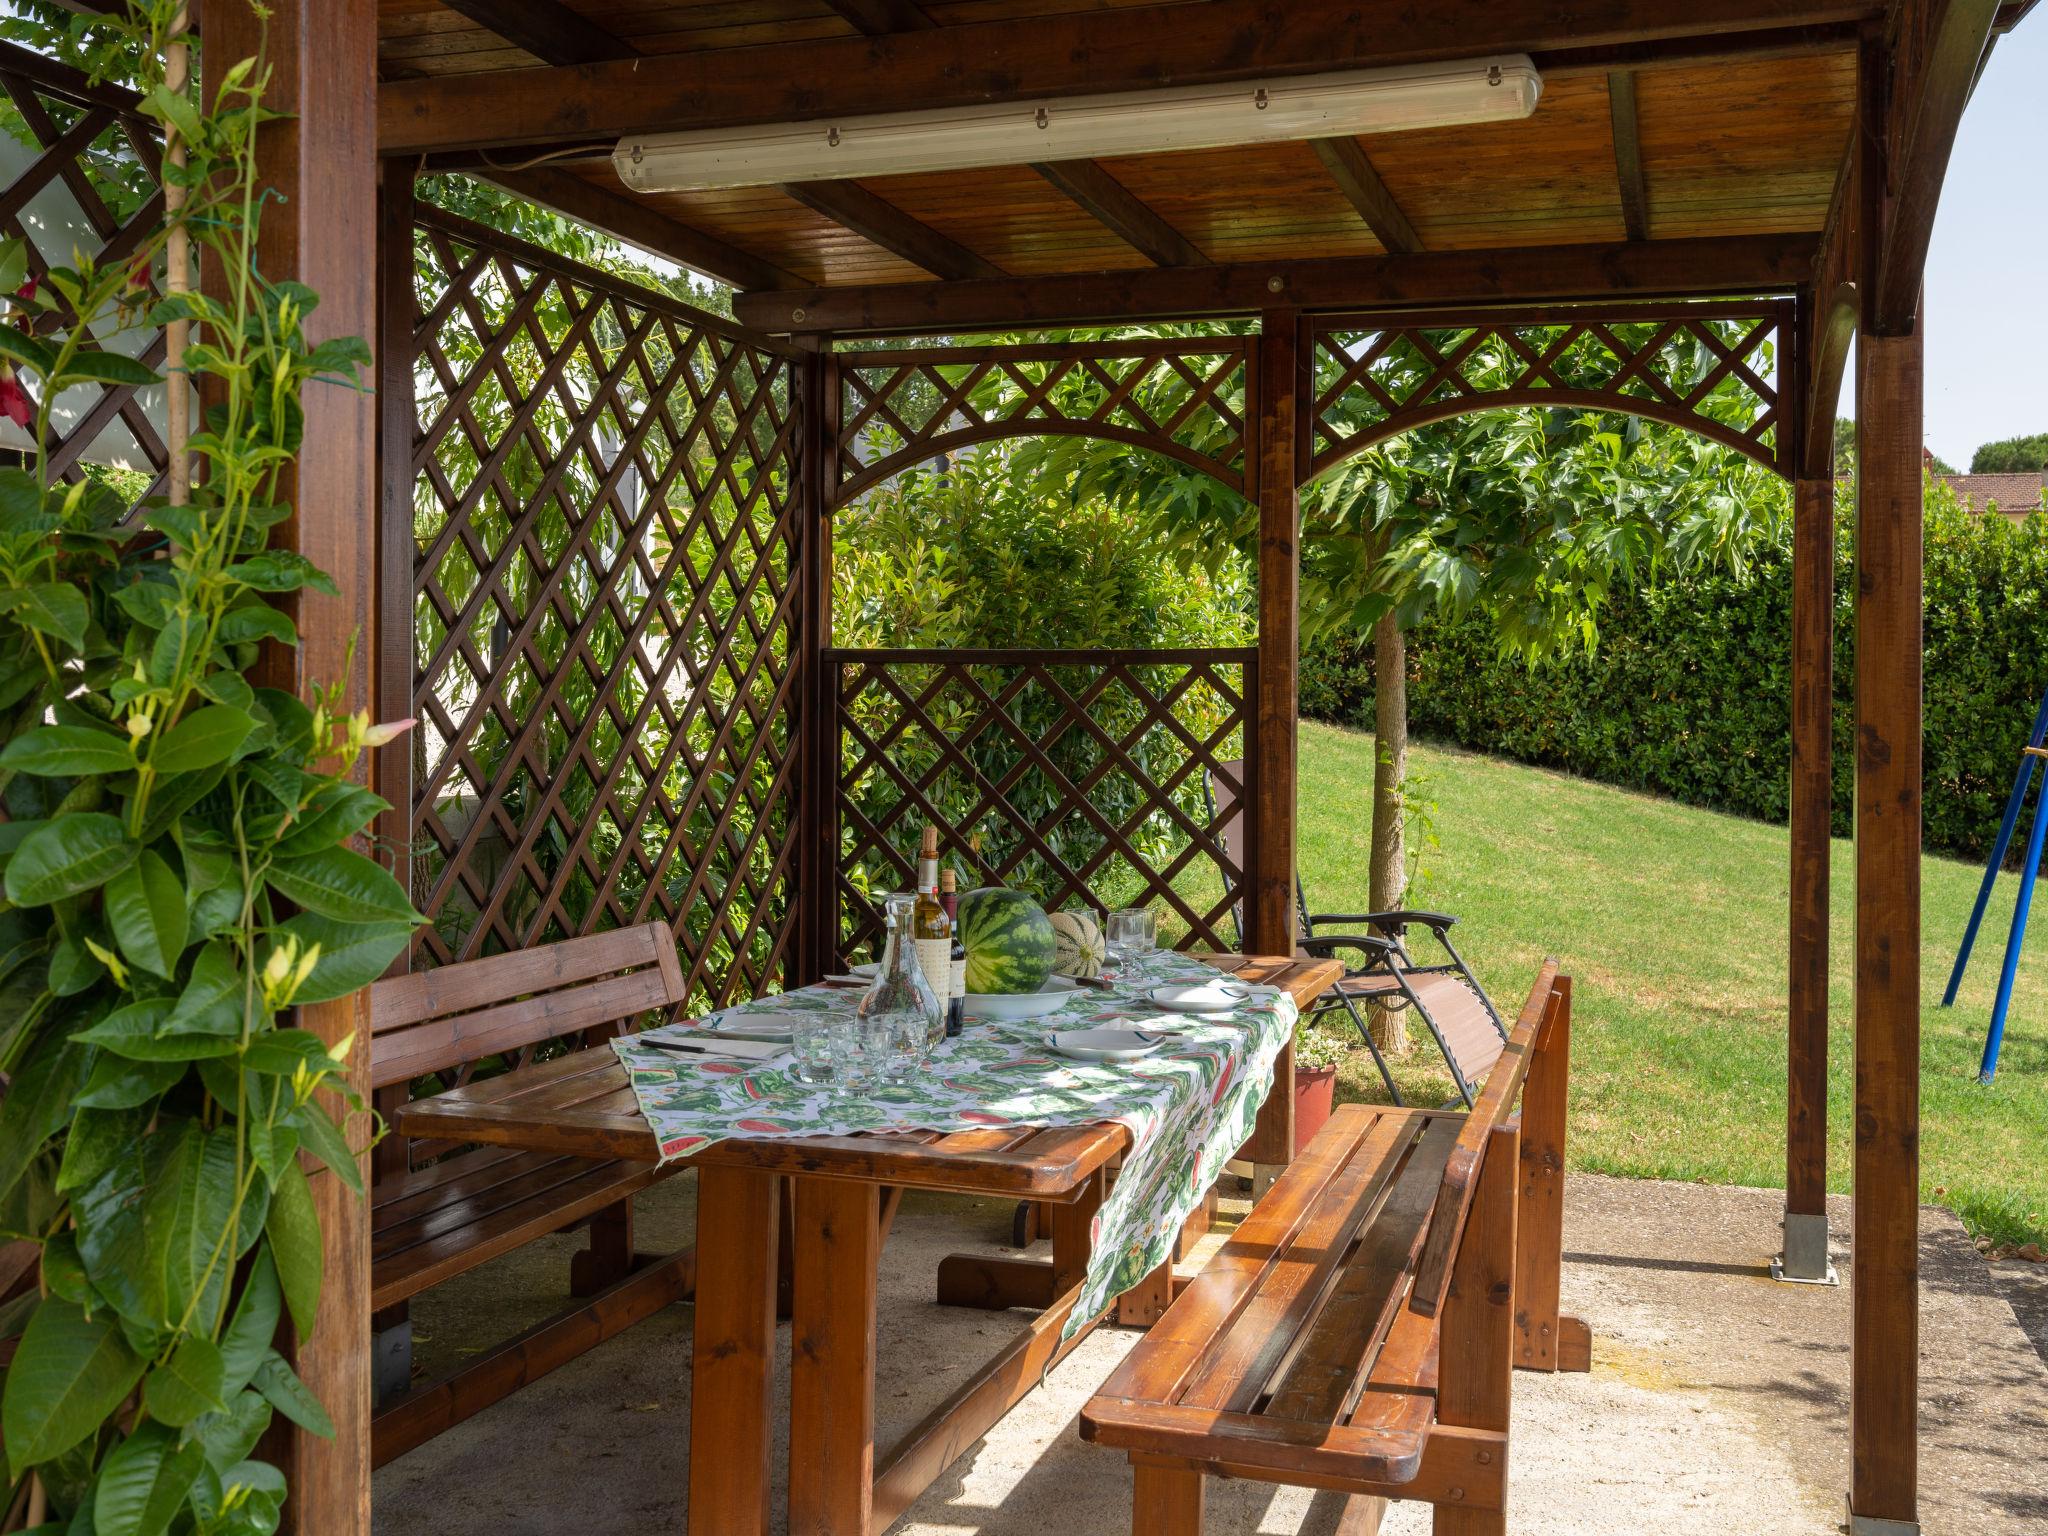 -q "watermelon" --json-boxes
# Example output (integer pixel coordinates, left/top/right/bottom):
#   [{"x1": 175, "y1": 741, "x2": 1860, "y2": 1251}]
[
  {"x1": 957, "y1": 887, "x2": 1057, "y2": 994},
  {"x1": 1048, "y1": 909, "x2": 1106, "y2": 979}
]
